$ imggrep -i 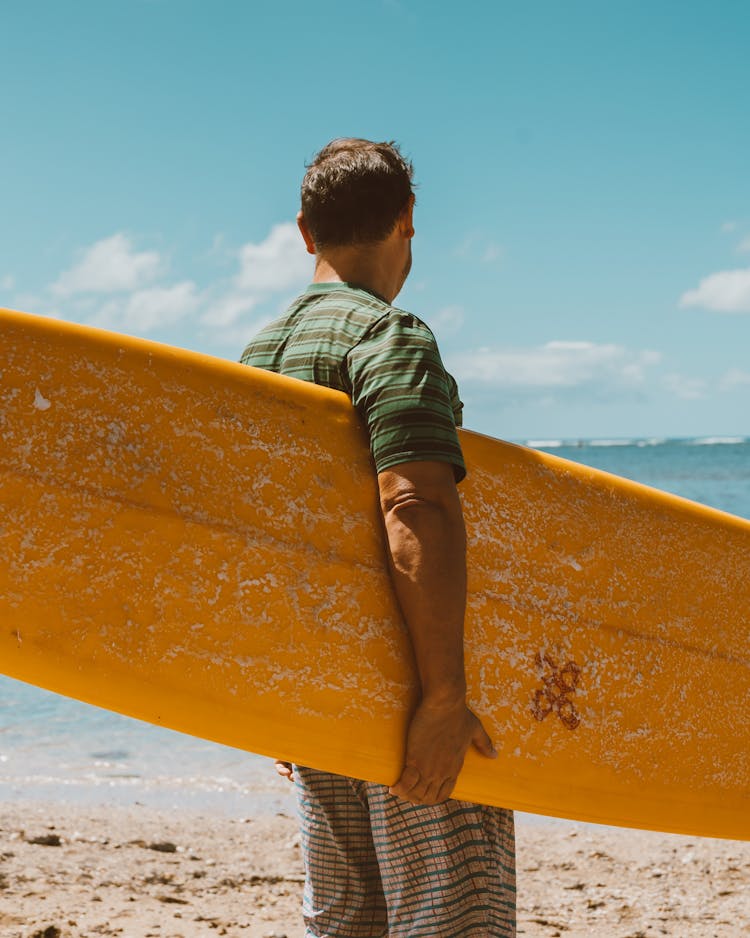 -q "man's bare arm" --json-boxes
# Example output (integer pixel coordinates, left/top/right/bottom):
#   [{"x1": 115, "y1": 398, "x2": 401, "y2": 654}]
[{"x1": 378, "y1": 460, "x2": 497, "y2": 805}]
